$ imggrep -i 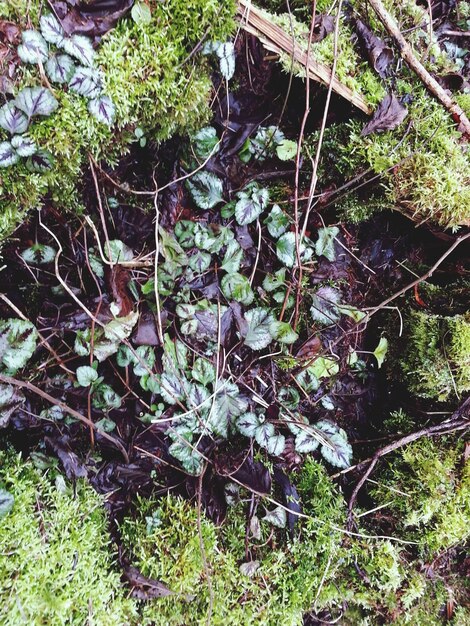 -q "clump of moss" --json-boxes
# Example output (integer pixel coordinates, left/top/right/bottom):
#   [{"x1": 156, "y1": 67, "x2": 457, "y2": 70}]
[
  {"x1": 0, "y1": 450, "x2": 137, "y2": 626},
  {"x1": 0, "y1": 0, "x2": 235, "y2": 239},
  {"x1": 371, "y1": 437, "x2": 470, "y2": 556},
  {"x1": 395, "y1": 309, "x2": 470, "y2": 402}
]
